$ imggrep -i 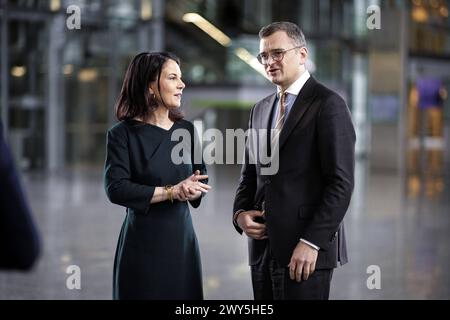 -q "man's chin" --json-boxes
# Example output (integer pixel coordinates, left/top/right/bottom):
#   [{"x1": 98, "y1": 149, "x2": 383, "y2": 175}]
[{"x1": 269, "y1": 76, "x2": 282, "y2": 85}]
